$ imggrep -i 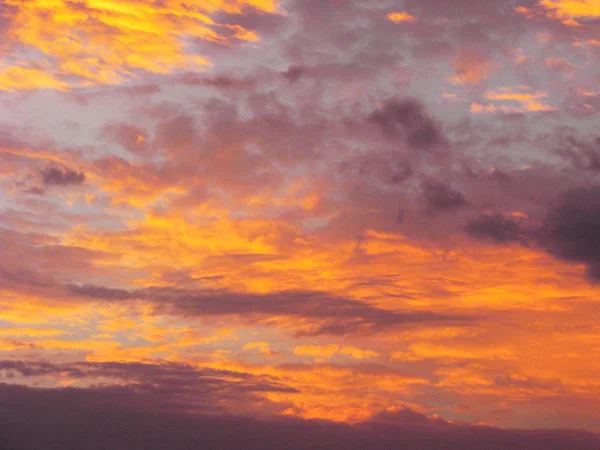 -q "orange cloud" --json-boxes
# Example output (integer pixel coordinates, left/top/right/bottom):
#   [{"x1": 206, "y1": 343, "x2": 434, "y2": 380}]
[
  {"x1": 391, "y1": 343, "x2": 516, "y2": 362},
  {"x1": 243, "y1": 341, "x2": 277, "y2": 356},
  {"x1": 205, "y1": 358, "x2": 428, "y2": 422},
  {"x1": 387, "y1": 12, "x2": 418, "y2": 23},
  {"x1": 470, "y1": 103, "x2": 499, "y2": 114},
  {"x1": 483, "y1": 88, "x2": 557, "y2": 112},
  {"x1": 293, "y1": 345, "x2": 379, "y2": 360},
  {"x1": 516, "y1": 0, "x2": 600, "y2": 26},
  {"x1": 0, "y1": 328, "x2": 67, "y2": 338},
  {"x1": 449, "y1": 50, "x2": 493, "y2": 85},
  {"x1": 227, "y1": 24, "x2": 260, "y2": 42},
  {"x1": 294, "y1": 344, "x2": 340, "y2": 359},
  {"x1": 339, "y1": 346, "x2": 379, "y2": 360}
]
